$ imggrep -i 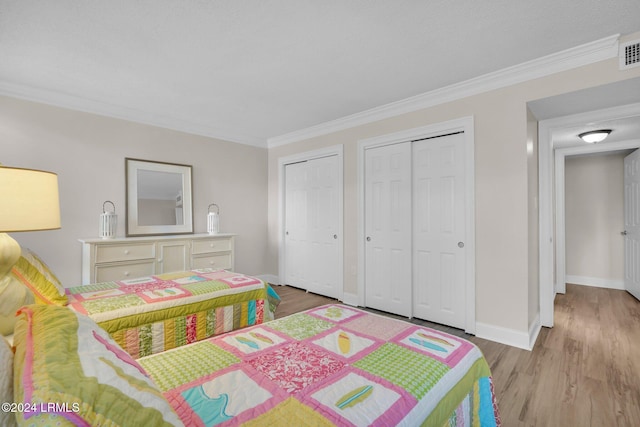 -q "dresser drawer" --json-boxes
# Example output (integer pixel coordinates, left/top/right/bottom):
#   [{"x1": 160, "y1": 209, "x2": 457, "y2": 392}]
[
  {"x1": 80, "y1": 234, "x2": 236, "y2": 285},
  {"x1": 95, "y1": 243, "x2": 155, "y2": 263},
  {"x1": 95, "y1": 261, "x2": 156, "y2": 283},
  {"x1": 191, "y1": 253, "x2": 232, "y2": 270},
  {"x1": 191, "y1": 238, "x2": 232, "y2": 255}
]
